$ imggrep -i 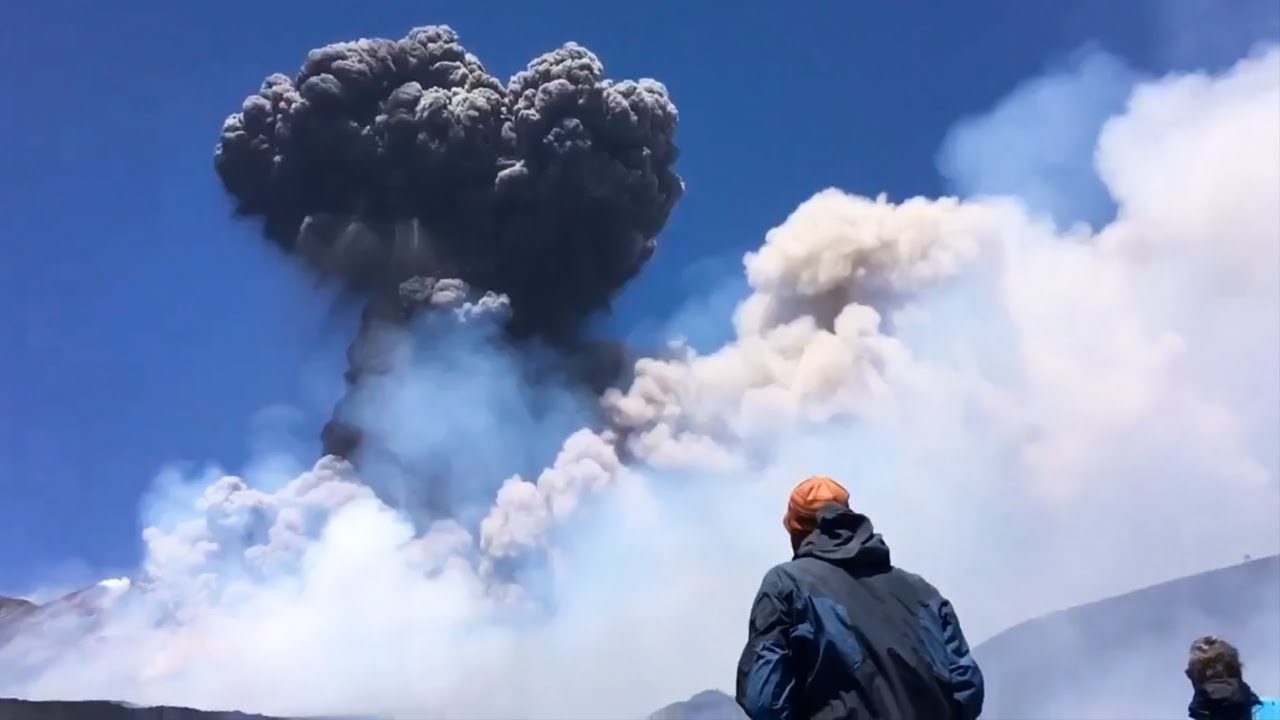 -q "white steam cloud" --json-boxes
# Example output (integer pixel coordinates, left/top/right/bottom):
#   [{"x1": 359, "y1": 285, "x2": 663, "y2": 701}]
[
  {"x1": 937, "y1": 46, "x2": 1142, "y2": 229},
  {"x1": 3, "y1": 42, "x2": 1278, "y2": 719}
]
